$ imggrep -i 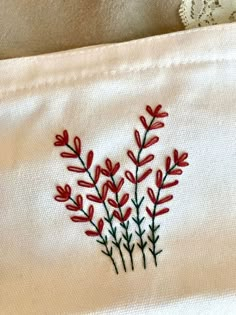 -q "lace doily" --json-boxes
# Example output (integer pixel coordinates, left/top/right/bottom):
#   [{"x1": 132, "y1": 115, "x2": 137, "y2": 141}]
[{"x1": 179, "y1": 0, "x2": 236, "y2": 29}]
